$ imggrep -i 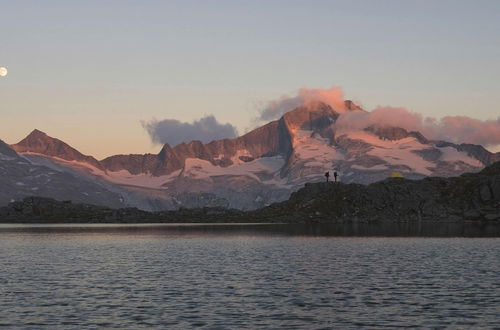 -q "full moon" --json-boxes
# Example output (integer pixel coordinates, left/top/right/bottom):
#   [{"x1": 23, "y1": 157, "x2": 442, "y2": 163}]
[{"x1": 0, "y1": 67, "x2": 8, "y2": 77}]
